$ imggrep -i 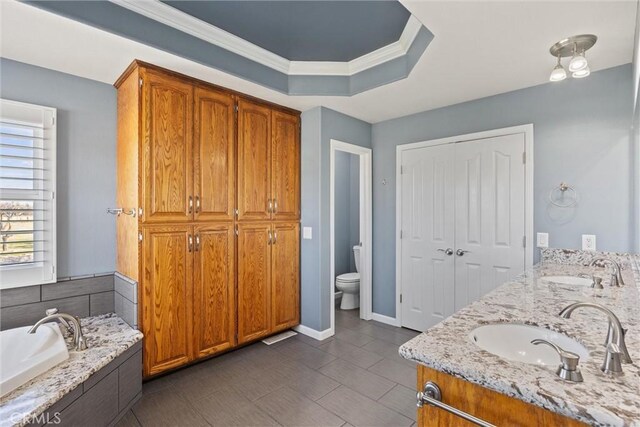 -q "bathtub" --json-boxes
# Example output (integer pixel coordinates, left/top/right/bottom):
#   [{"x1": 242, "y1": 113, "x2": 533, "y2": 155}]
[{"x1": 0, "y1": 323, "x2": 69, "y2": 397}]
